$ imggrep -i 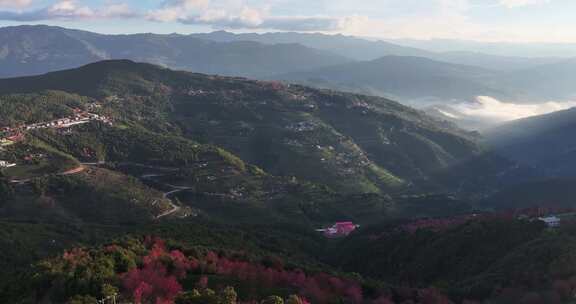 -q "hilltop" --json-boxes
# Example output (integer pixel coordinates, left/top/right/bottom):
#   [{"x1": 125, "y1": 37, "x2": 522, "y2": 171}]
[
  {"x1": 0, "y1": 60, "x2": 490, "y2": 193},
  {"x1": 0, "y1": 63, "x2": 493, "y2": 229}
]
